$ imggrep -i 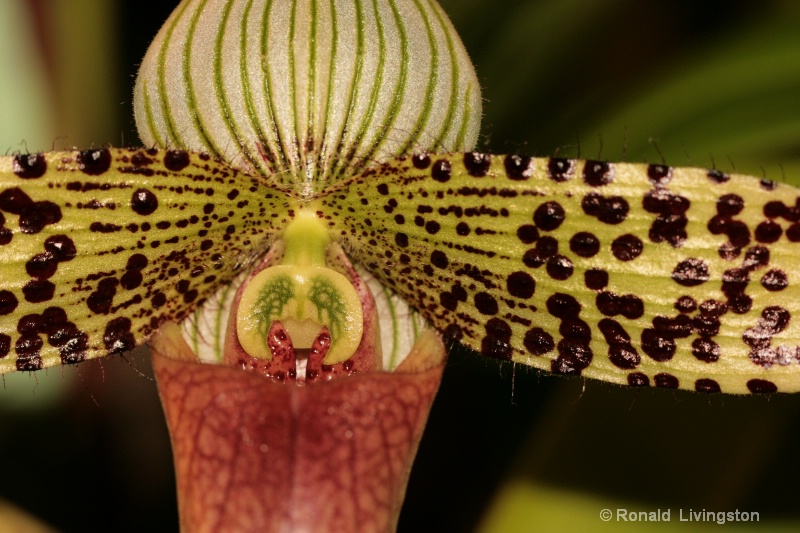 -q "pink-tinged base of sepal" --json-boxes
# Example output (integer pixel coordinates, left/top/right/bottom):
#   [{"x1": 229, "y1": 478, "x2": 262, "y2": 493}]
[{"x1": 151, "y1": 323, "x2": 445, "y2": 533}]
